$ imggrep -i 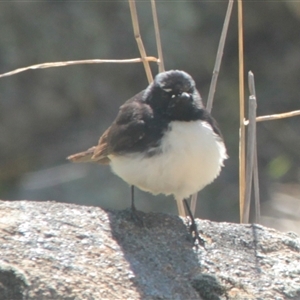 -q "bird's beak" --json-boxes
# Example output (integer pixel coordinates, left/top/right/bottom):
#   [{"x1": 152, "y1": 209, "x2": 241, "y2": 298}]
[{"x1": 179, "y1": 92, "x2": 191, "y2": 101}]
